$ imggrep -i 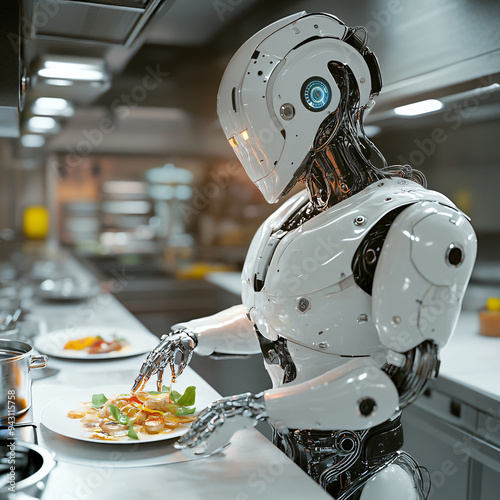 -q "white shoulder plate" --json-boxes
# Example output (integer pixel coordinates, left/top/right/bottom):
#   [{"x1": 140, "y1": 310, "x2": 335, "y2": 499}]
[
  {"x1": 372, "y1": 200, "x2": 476, "y2": 352},
  {"x1": 242, "y1": 178, "x2": 465, "y2": 355}
]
